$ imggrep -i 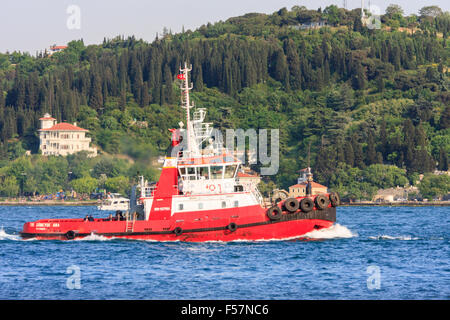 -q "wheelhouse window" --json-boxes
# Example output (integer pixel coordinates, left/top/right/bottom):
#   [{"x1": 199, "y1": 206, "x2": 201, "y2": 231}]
[
  {"x1": 198, "y1": 202, "x2": 203, "y2": 209},
  {"x1": 224, "y1": 165, "x2": 237, "y2": 178},
  {"x1": 187, "y1": 167, "x2": 196, "y2": 180},
  {"x1": 198, "y1": 166, "x2": 209, "y2": 180},
  {"x1": 222, "y1": 201, "x2": 227, "y2": 208},
  {"x1": 210, "y1": 166, "x2": 224, "y2": 179},
  {"x1": 178, "y1": 204, "x2": 184, "y2": 211},
  {"x1": 179, "y1": 166, "x2": 197, "y2": 181}
]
